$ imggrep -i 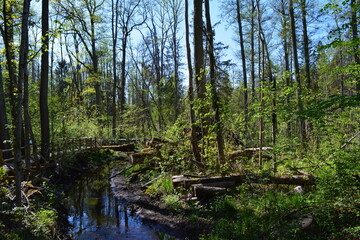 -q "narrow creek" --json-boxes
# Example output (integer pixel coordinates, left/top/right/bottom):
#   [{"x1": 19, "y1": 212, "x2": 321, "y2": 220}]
[{"x1": 65, "y1": 163, "x2": 159, "y2": 240}]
